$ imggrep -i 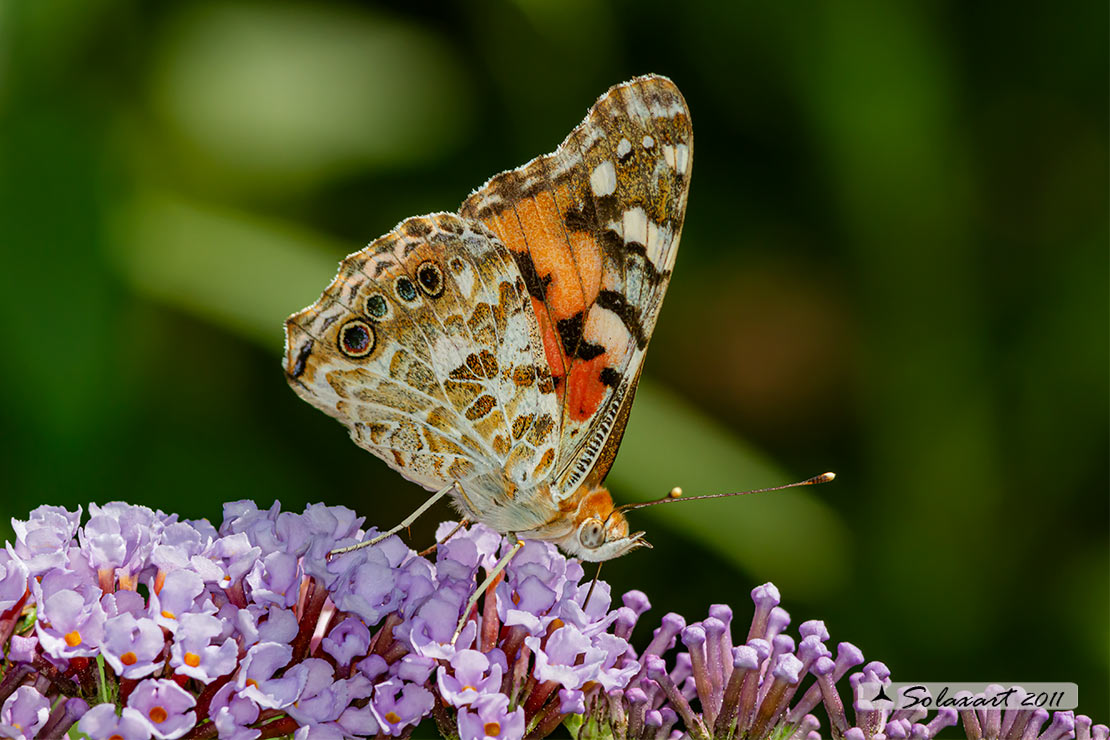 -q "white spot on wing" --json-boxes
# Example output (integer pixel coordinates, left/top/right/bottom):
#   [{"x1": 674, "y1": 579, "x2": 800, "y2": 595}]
[
  {"x1": 623, "y1": 207, "x2": 648, "y2": 247},
  {"x1": 646, "y1": 219, "x2": 672, "y2": 264},
  {"x1": 662, "y1": 145, "x2": 676, "y2": 169},
  {"x1": 642, "y1": 135, "x2": 654, "y2": 149},
  {"x1": 675, "y1": 143, "x2": 690, "y2": 174},
  {"x1": 590, "y1": 160, "x2": 617, "y2": 197},
  {"x1": 451, "y1": 260, "x2": 476, "y2": 299},
  {"x1": 584, "y1": 303, "x2": 628, "y2": 346},
  {"x1": 617, "y1": 138, "x2": 631, "y2": 158}
]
